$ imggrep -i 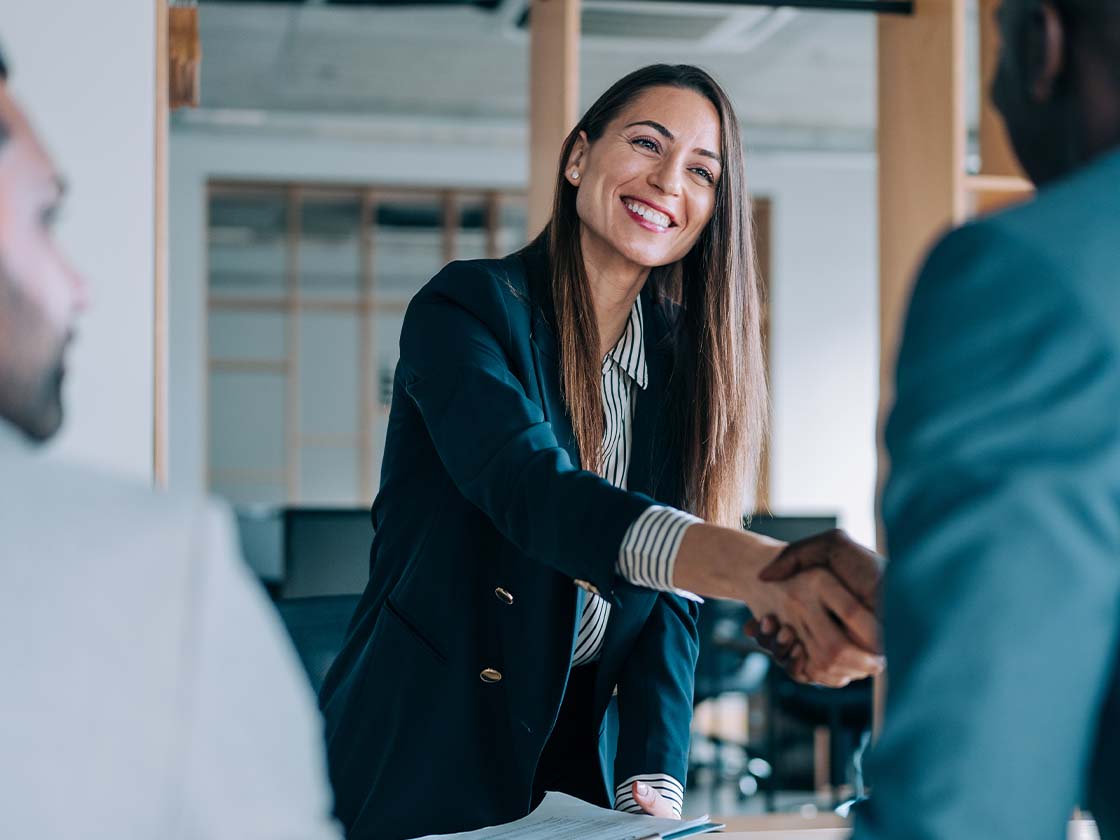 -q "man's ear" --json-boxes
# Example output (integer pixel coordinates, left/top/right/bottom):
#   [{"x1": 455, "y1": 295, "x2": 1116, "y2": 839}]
[{"x1": 1025, "y1": 1, "x2": 1066, "y2": 103}]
